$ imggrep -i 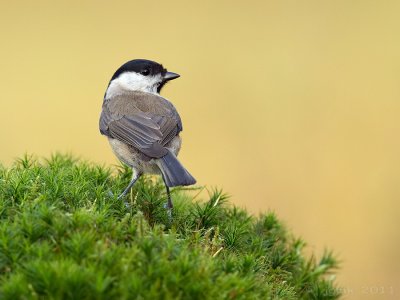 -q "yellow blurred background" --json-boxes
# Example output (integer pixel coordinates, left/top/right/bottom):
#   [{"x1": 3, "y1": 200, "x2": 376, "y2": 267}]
[{"x1": 1, "y1": 1, "x2": 399, "y2": 298}]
